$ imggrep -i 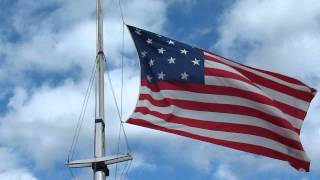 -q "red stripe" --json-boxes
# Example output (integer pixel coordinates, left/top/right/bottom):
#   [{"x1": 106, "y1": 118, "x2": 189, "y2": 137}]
[
  {"x1": 273, "y1": 101, "x2": 307, "y2": 123},
  {"x1": 135, "y1": 106, "x2": 304, "y2": 150},
  {"x1": 204, "y1": 55, "x2": 314, "y2": 102},
  {"x1": 202, "y1": 49, "x2": 313, "y2": 88},
  {"x1": 127, "y1": 118, "x2": 310, "y2": 171},
  {"x1": 205, "y1": 68, "x2": 258, "y2": 87},
  {"x1": 139, "y1": 94, "x2": 300, "y2": 133},
  {"x1": 141, "y1": 80, "x2": 307, "y2": 120},
  {"x1": 231, "y1": 67, "x2": 313, "y2": 102}
]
